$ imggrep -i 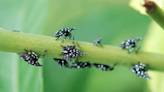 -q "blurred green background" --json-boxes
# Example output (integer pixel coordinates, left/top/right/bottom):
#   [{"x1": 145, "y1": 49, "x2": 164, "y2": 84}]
[{"x1": 0, "y1": 0, "x2": 152, "y2": 92}]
